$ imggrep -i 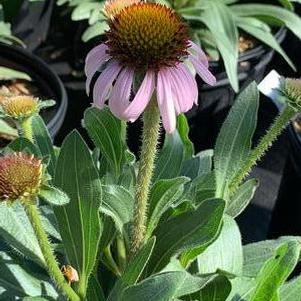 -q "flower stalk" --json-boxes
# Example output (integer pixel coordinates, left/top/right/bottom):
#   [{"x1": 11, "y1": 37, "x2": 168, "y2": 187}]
[
  {"x1": 18, "y1": 116, "x2": 80, "y2": 301},
  {"x1": 230, "y1": 105, "x2": 296, "y2": 193},
  {"x1": 131, "y1": 100, "x2": 161, "y2": 255},
  {"x1": 25, "y1": 203, "x2": 80, "y2": 301}
]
